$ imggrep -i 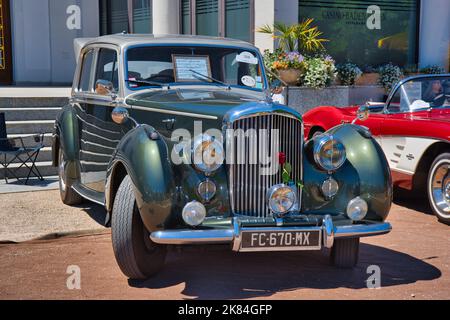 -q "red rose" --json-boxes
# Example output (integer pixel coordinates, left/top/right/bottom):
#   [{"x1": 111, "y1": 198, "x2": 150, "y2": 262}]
[{"x1": 278, "y1": 152, "x2": 286, "y2": 166}]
